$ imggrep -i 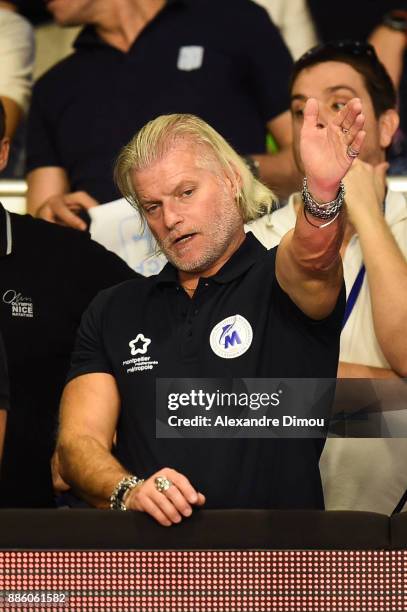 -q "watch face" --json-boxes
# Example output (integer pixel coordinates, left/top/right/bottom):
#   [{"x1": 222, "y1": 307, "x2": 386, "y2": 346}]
[{"x1": 385, "y1": 11, "x2": 407, "y2": 31}]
